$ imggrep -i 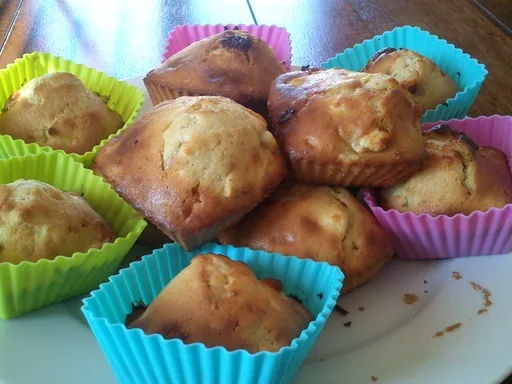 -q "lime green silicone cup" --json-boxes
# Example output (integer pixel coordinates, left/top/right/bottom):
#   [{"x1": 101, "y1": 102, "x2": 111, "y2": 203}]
[
  {"x1": 0, "y1": 52, "x2": 144, "y2": 166},
  {"x1": 0, "y1": 151, "x2": 147, "y2": 319}
]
